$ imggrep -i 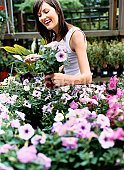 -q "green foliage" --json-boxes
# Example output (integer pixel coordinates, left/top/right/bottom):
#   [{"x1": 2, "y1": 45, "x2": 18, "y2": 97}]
[
  {"x1": 107, "y1": 41, "x2": 124, "y2": 66},
  {"x1": 87, "y1": 40, "x2": 124, "y2": 69},
  {"x1": 59, "y1": 0, "x2": 83, "y2": 9},
  {"x1": 2, "y1": 44, "x2": 32, "y2": 56},
  {"x1": 15, "y1": 0, "x2": 34, "y2": 12}
]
